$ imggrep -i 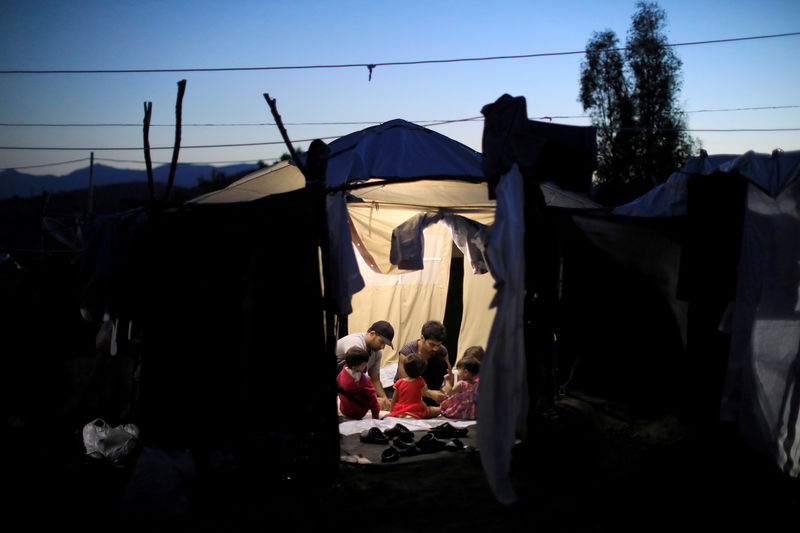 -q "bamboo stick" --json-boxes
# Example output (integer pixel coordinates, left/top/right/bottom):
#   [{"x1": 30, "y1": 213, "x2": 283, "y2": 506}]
[
  {"x1": 142, "y1": 101, "x2": 155, "y2": 202},
  {"x1": 164, "y1": 80, "x2": 187, "y2": 201}
]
